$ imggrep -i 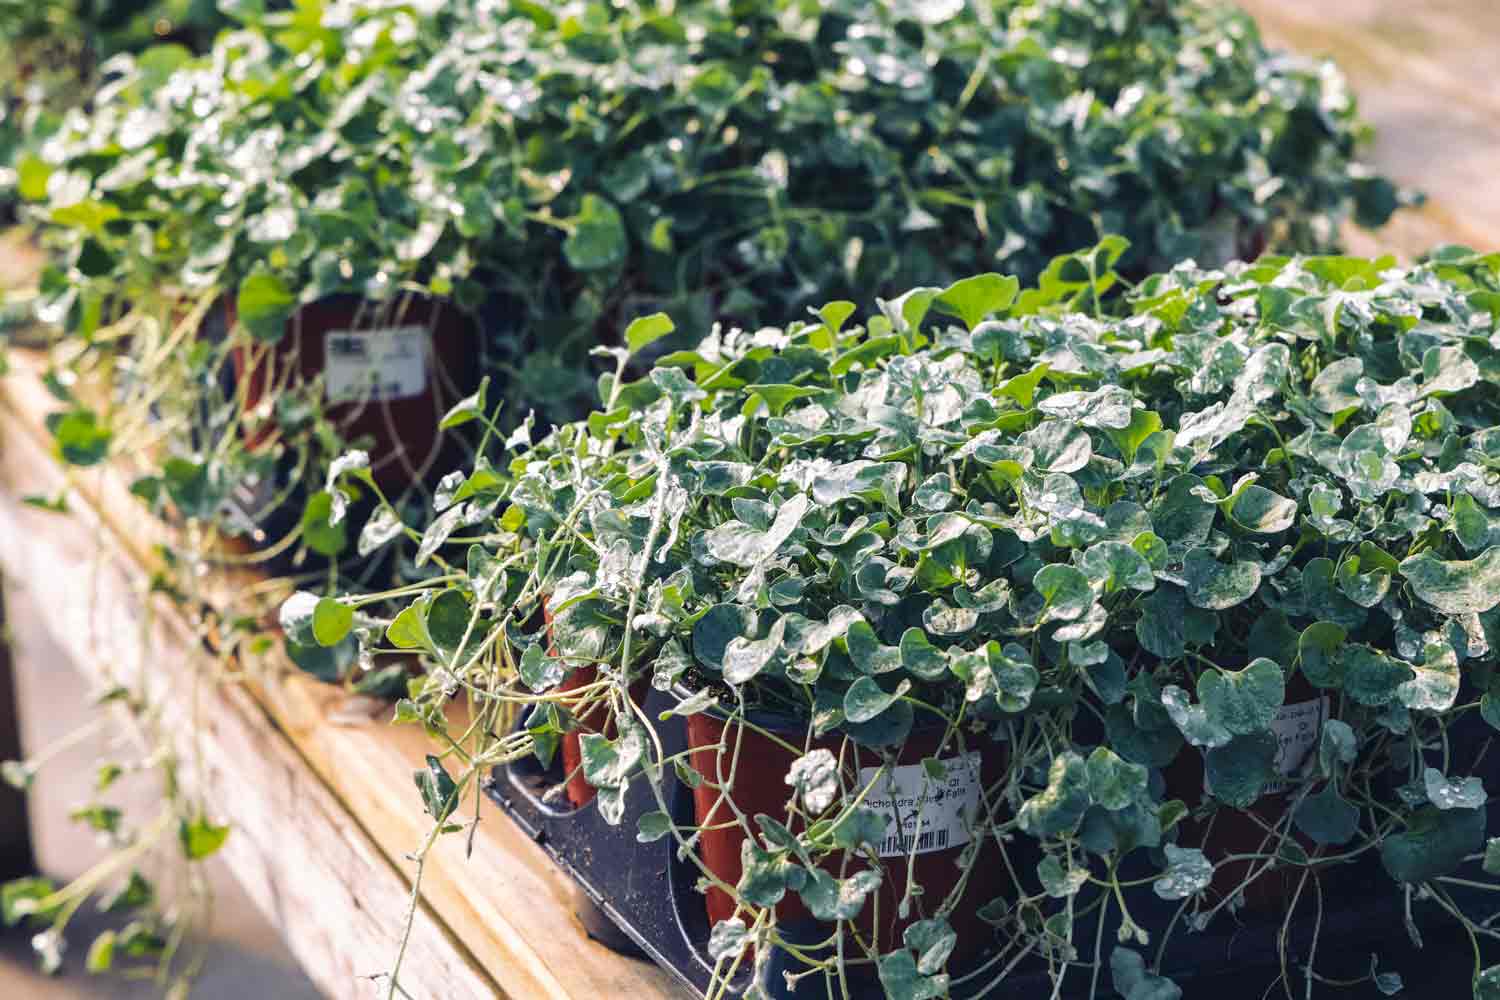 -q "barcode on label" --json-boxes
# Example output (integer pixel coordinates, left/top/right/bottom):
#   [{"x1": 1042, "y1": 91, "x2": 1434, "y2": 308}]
[
  {"x1": 327, "y1": 335, "x2": 369, "y2": 358},
  {"x1": 859, "y1": 752, "x2": 982, "y2": 859},
  {"x1": 878, "y1": 829, "x2": 950, "y2": 856}
]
